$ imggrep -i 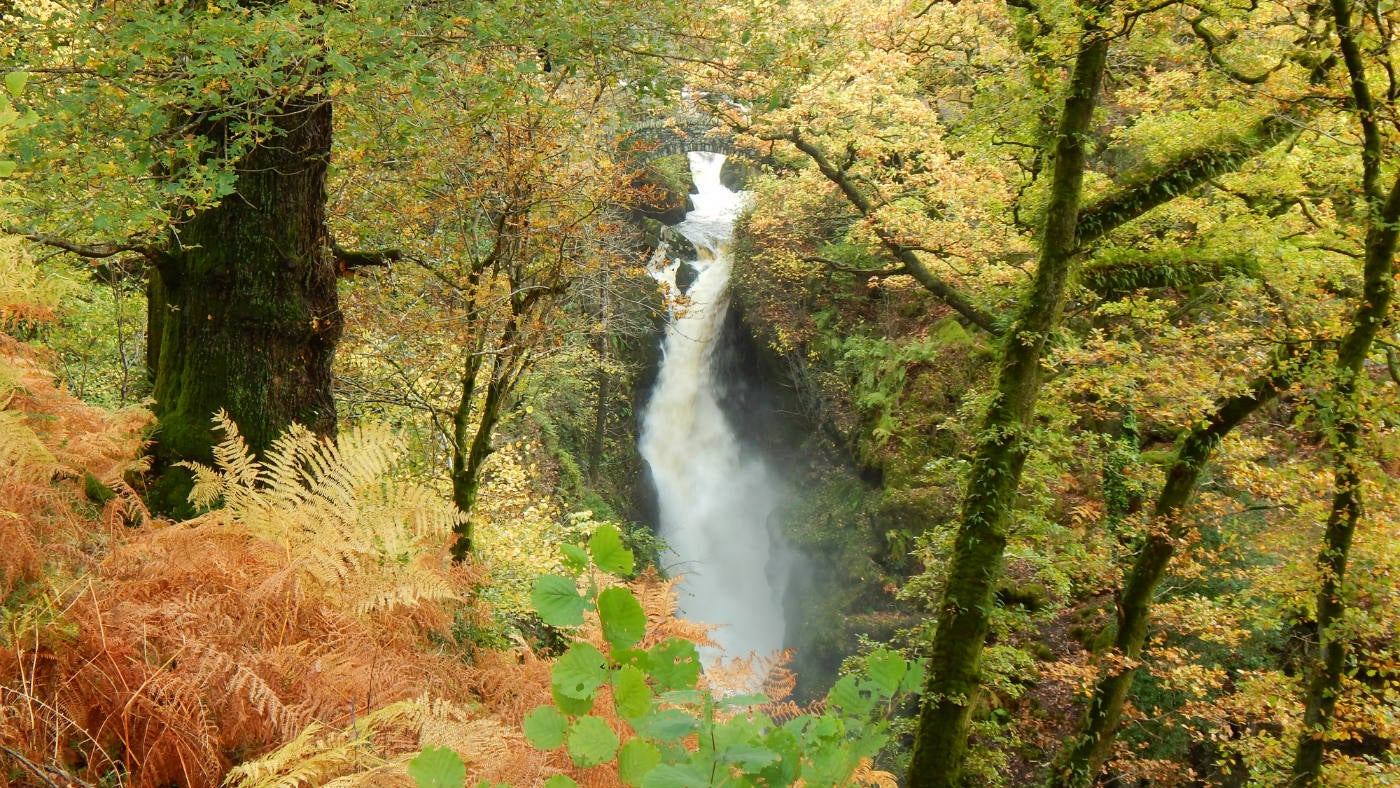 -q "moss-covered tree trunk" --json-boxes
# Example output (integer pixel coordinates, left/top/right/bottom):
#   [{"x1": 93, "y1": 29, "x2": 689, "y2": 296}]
[
  {"x1": 146, "y1": 96, "x2": 339, "y2": 514},
  {"x1": 1291, "y1": 180, "x2": 1398, "y2": 781},
  {"x1": 1290, "y1": 1, "x2": 1400, "y2": 776},
  {"x1": 906, "y1": 8, "x2": 1111, "y2": 785},
  {"x1": 449, "y1": 284, "x2": 544, "y2": 560},
  {"x1": 1047, "y1": 347, "x2": 1306, "y2": 787},
  {"x1": 449, "y1": 341, "x2": 513, "y2": 560}
]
